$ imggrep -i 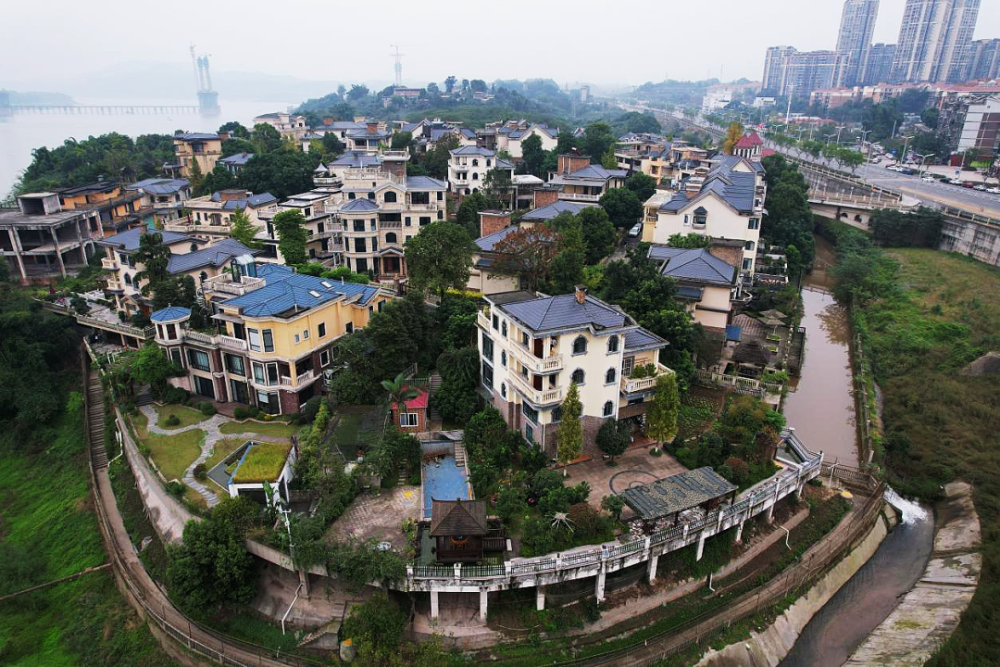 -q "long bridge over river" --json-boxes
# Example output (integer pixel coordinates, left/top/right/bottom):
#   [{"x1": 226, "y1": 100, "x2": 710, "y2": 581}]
[{"x1": 2, "y1": 103, "x2": 202, "y2": 115}]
